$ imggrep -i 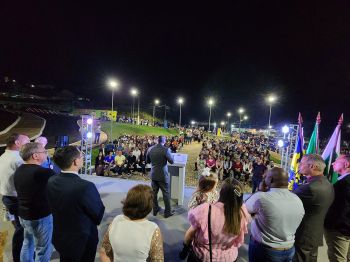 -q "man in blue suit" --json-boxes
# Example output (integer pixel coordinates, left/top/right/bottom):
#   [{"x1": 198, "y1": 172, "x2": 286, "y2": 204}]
[{"x1": 47, "y1": 146, "x2": 105, "y2": 262}]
